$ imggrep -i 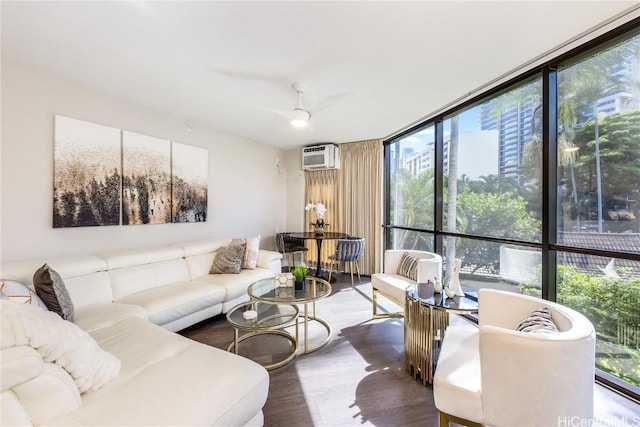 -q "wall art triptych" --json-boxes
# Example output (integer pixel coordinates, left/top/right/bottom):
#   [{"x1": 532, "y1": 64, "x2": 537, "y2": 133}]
[{"x1": 53, "y1": 115, "x2": 208, "y2": 228}]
